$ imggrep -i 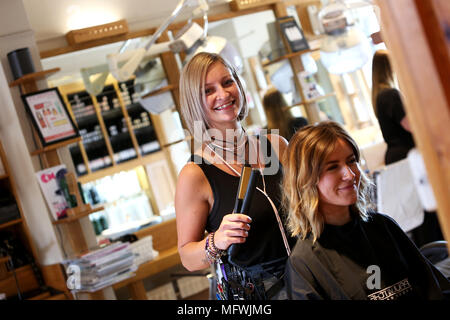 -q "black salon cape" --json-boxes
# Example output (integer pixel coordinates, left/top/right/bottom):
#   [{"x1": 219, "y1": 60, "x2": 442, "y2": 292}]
[{"x1": 284, "y1": 212, "x2": 450, "y2": 300}]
